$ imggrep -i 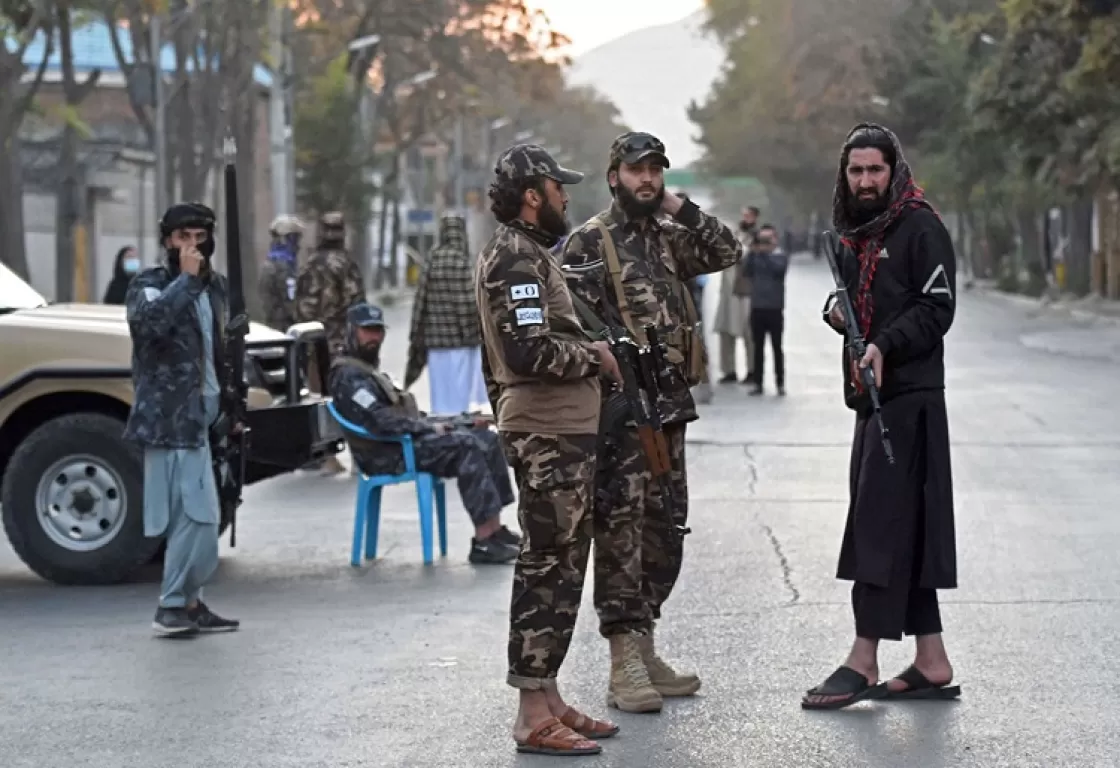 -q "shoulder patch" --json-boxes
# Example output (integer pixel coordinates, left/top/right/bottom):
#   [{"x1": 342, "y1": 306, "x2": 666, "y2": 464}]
[
  {"x1": 921, "y1": 263, "x2": 953, "y2": 299},
  {"x1": 351, "y1": 388, "x2": 377, "y2": 409},
  {"x1": 514, "y1": 307, "x2": 544, "y2": 326},
  {"x1": 142, "y1": 287, "x2": 162, "y2": 301},
  {"x1": 509, "y1": 283, "x2": 540, "y2": 300}
]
